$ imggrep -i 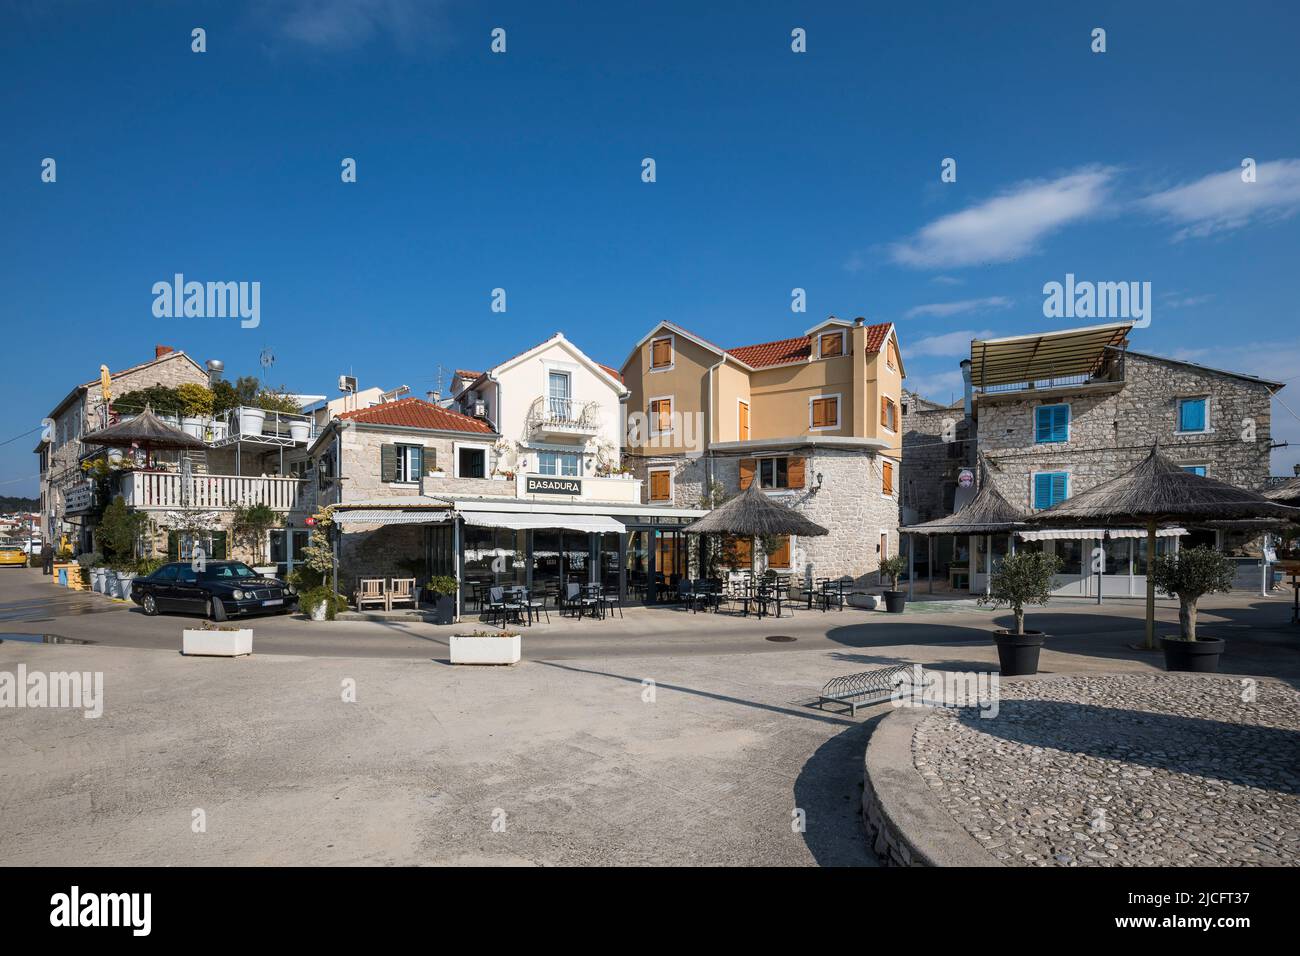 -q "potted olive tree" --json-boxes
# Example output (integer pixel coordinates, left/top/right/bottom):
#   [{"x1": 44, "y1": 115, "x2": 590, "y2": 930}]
[
  {"x1": 427, "y1": 575, "x2": 458, "y2": 625},
  {"x1": 878, "y1": 555, "x2": 908, "y2": 612},
  {"x1": 1150, "y1": 546, "x2": 1235, "y2": 673},
  {"x1": 978, "y1": 551, "x2": 1062, "y2": 676}
]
